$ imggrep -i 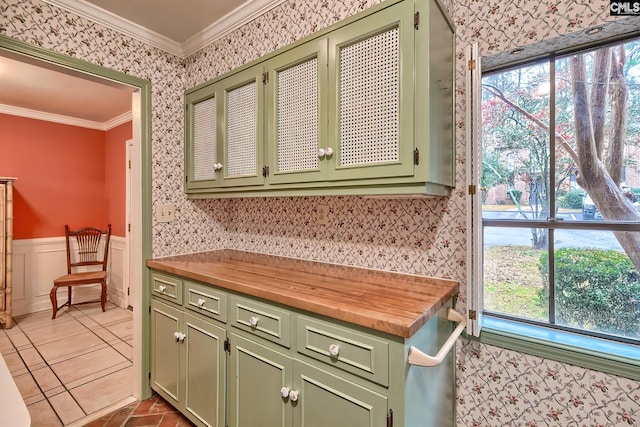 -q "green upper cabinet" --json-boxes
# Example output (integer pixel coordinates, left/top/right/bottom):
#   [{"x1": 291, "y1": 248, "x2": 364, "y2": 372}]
[
  {"x1": 327, "y1": 0, "x2": 415, "y2": 183},
  {"x1": 184, "y1": 0, "x2": 455, "y2": 197},
  {"x1": 266, "y1": 39, "x2": 329, "y2": 185}
]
